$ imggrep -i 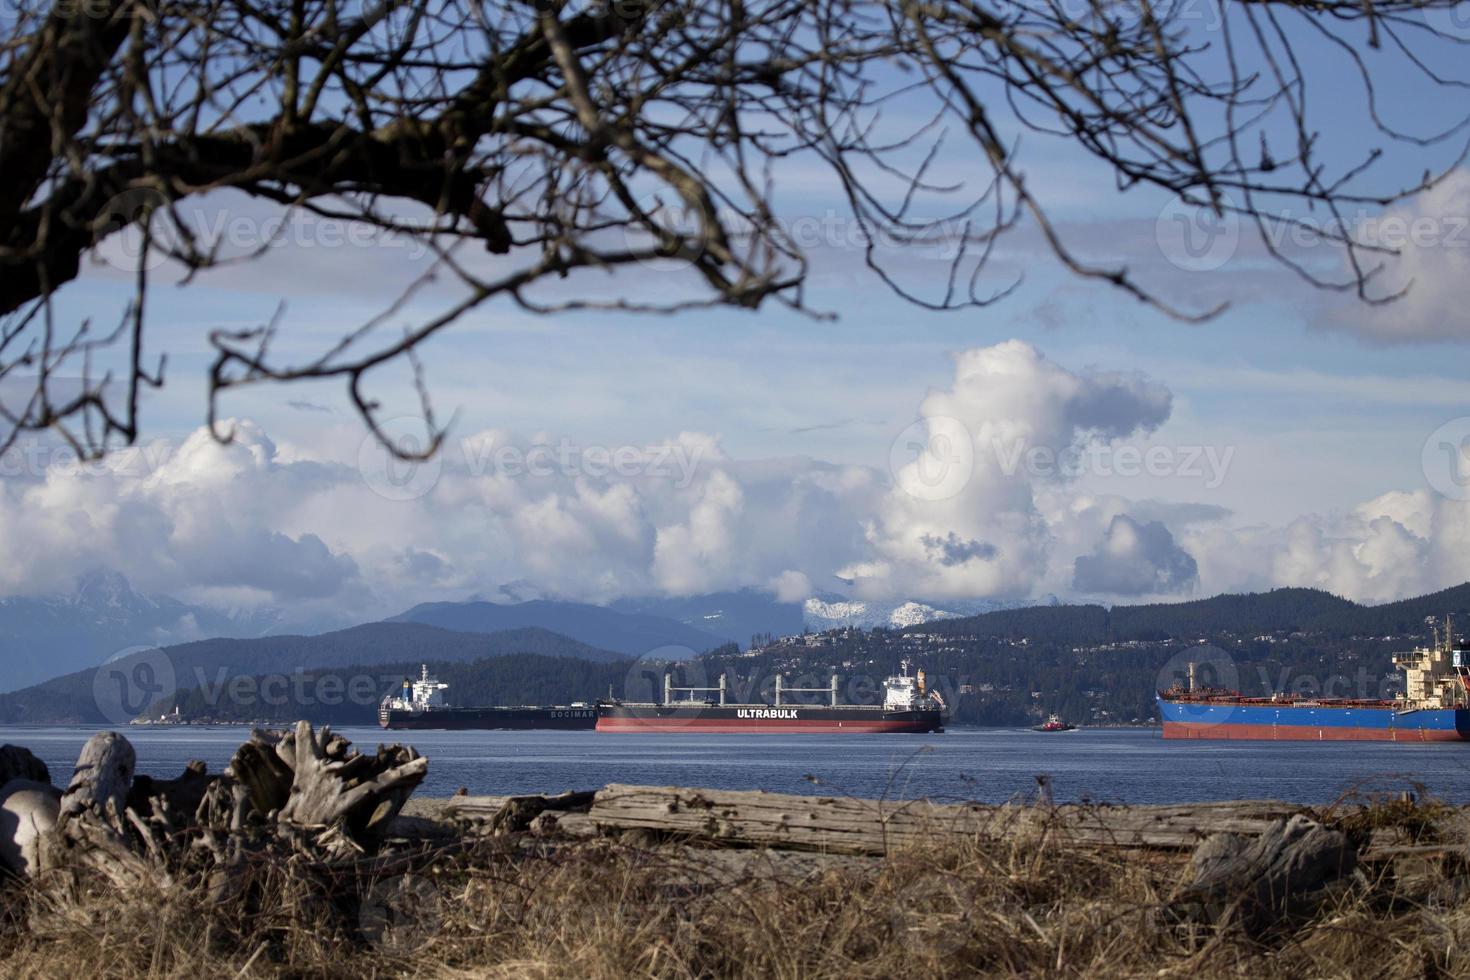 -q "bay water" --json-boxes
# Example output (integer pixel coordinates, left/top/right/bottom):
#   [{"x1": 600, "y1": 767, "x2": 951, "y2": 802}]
[{"x1": 6, "y1": 725, "x2": 1470, "y2": 804}]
